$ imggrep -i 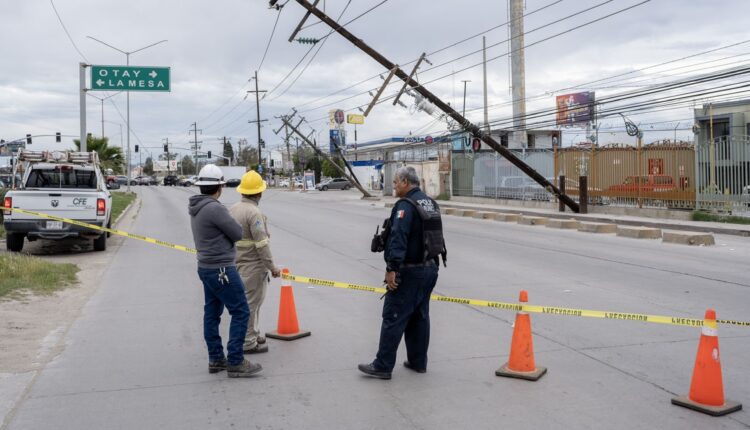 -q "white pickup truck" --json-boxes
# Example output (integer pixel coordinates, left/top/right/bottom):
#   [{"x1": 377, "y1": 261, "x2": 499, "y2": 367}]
[{"x1": 2, "y1": 150, "x2": 113, "y2": 252}]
